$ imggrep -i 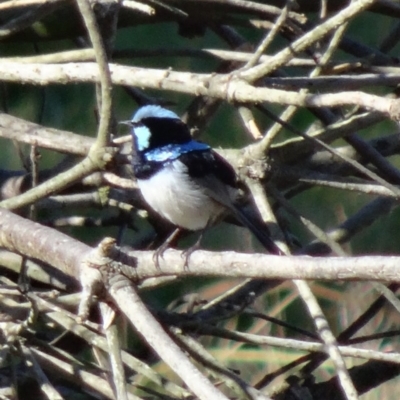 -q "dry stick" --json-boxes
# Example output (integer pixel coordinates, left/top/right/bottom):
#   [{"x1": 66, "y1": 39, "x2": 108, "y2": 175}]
[
  {"x1": 145, "y1": 0, "x2": 188, "y2": 19},
  {"x1": 231, "y1": 14, "x2": 390, "y2": 397},
  {"x1": 246, "y1": 309, "x2": 319, "y2": 339},
  {"x1": 279, "y1": 197, "x2": 399, "y2": 380},
  {"x1": 342, "y1": 361, "x2": 400, "y2": 398},
  {"x1": 260, "y1": 19, "x2": 352, "y2": 151},
  {"x1": 372, "y1": 282, "x2": 400, "y2": 315},
  {"x1": 1, "y1": 62, "x2": 399, "y2": 118},
  {"x1": 306, "y1": 199, "x2": 399, "y2": 377},
  {"x1": 171, "y1": 195, "x2": 398, "y2": 329},
  {"x1": 4, "y1": 207, "x2": 400, "y2": 289},
  {"x1": 0, "y1": 156, "x2": 105, "y2": 210},
  {"x1": 19, "y1": 345, "x2": 64, "y2": 400},
  {"x1": 0, "y1": 251, "x2": 72, "y2": 290},
  {"x1": 3, "y1": 209, "x2": 396, "y2": 394},
  {"x1": 269, "y1": 186, "x2": 346, "y2": 255},
  {"x1": 189, "y1": 323, "x2": 400, "y2": 364},
  {"x1": 0, "y1": 0, "x2": 63, "y2": 38},
  {"x1": 259, "y1": 105, "x2": 400, "y2": 197},
  {"x1": 235, "y1": 0, "x2": 292, "y2": 139},
  {"x1": 79, "y1": 238, "x2": 227, "y2": 400},
  {"x1": 122, "y1": 0, "x2": 155, "y2": 15},
  {"x1": 300, "y1": 284, "x2": 400, "y2": 377},
  {"x1": 30, "y1": 347, "x2": 125, "y2": 400},
  {"x1": 170, "y1": 328, "x2": 273, "y2": 400},
  {"x1": 43, "y1": 214, "x2": 128, "y2": 228},
  {"x1": 0, "y1": 112, "x2": 93, "y2": 156},
  {"x1": 43, "y1": 310, "x2": 191, "y2": 398},
  {"x1": 0, "y1": 208, "x2": 398, "y2": 395},
  {"x1": 0, "y1": 0, "x2": 51, "y2": 9},
  {"x1": 298, "y1": 176, "x2": 398, "y2": 198},
  {"x1": 255, "y1": 354, "x2": 312, "y2": 389},
  {"x1": 108, "y1": 274, "x2": 231, "y2": 400},
  {"x1": 125, "y1": 248, "x2": 400, "y2": 282},
  {"x1": 346, "y1": 330, "x2": 400, "y2": 345},
  {"x1": 261, "y1": 18, "x2": 361, "y2": 386},
  {"x1": 263, "y1": 73, "x2": 400, "y2": 90},
  {"x1": 0, "y1": 0, "x2": 117, "y2": 212},
  {"x1": 244, "y1": 179, "x2": 287, "y2": 252},
  {"x1": 260, "y1": 13, "x2": 347, "y2": 151},
  {"x1": 237, "y1": 106, "x2": 263, "y2": 139},
  {"x1": 100, "y1": 303, "x2": 128, "y2": 400},
  {"x1": 181, "y1": 0, "x2": 305, "y2": 23},
  {"x1": 239, "y1": 0, "x2": 377, "y2": 82},
  {"x1": 0, "y1": 9, "x2": 117, "y2": 213},
  {"x1": 241, "y1": 0, "x2": 292, "y2": 69},
  {"x1": 272, "y1": 112, "x2": 384, "y2": 164},
  {"x1": 1, "y1": 208, "x2": 400, "y2": 283},
  {"x1": 303, "y1": 48, "x2": 400, "y2": 194},
  {"x1": 337, "y1": 290, "x2": 400, "y2": 342},
  {"x1": 301, "y1": 200, "x2": 398, "y2": 373},
  {"x1": 301, "y1": 197, "x2": 398, "y2": 254},
  {"x1": 37, "y1": 192, "x2": 105, "y2": 210},
  {"x1": 284, "y1": 79, "x2": 398, "y2": 388},
  {"x1": 76, "y1": 0, "x2": 113, "y2": 149},
  {"x1": 0, "y1": 208, "x2": 87, "y2": 280},
  {"x1": 293, "y1": 280, "x2": 359, "y2": 400},
  {"x1": 195, "y1": 278, "x2": 282, "y2": 317},
  {"x1": 345, "y1": 132, "x2": 400, "y2": 184},
  {"x1": 4, "y1": 47, "x2": 318, "y2": 66}
]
